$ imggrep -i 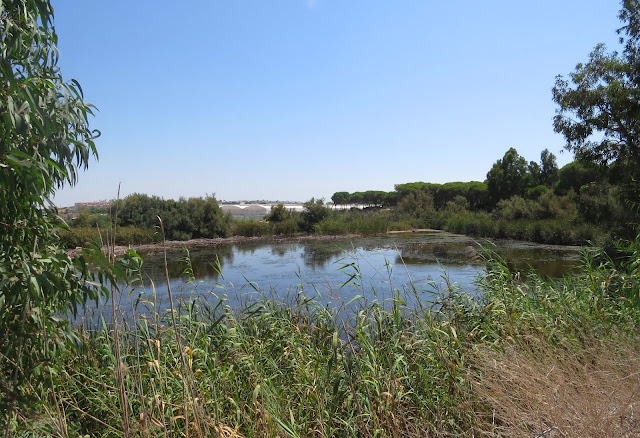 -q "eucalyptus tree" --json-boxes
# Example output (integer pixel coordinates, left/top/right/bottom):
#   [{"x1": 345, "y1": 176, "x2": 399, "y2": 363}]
[
  {"x1": 486, "y1": 148, "x2": 529, "y2": 202},
  {"x1": 539, "y1": 149, "x2": 559, "y2": 187},
  {"x1": 553, "y1": 0, "x2": 640, "y2": 203},
  {"x1": 0, "y1": 0, "x2": 121, "y2": 422}
]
